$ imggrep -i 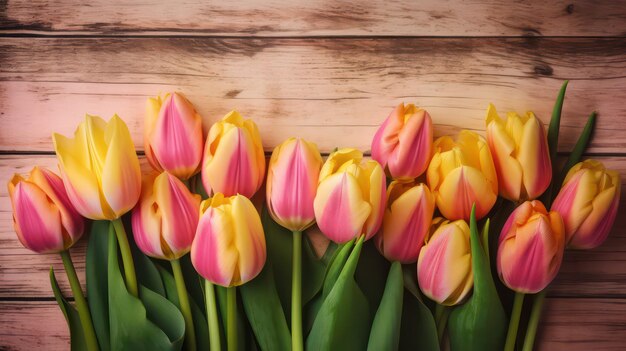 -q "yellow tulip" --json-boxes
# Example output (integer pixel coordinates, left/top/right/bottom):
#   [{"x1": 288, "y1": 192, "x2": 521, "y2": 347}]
[
  {"x1": 53, "y1": 114, "x2": 141, "y2": 220},
  {"x1": 427, "y1": 131, "x2": 498, "y2": 221}
]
